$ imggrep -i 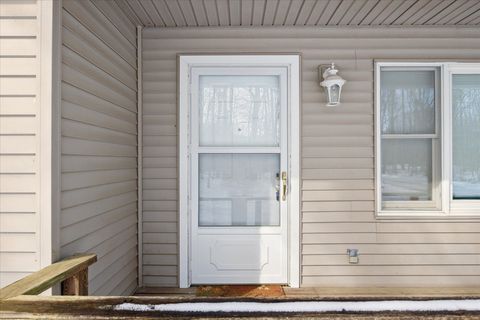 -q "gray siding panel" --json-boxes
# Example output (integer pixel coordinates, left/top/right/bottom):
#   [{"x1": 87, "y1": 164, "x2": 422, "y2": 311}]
[
  {"x1": 142, "y1": 26, "x2": 480, "y2": 287},
  {"x1": 61, "y1": 0, "x2": 138, "y2": 295}
]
